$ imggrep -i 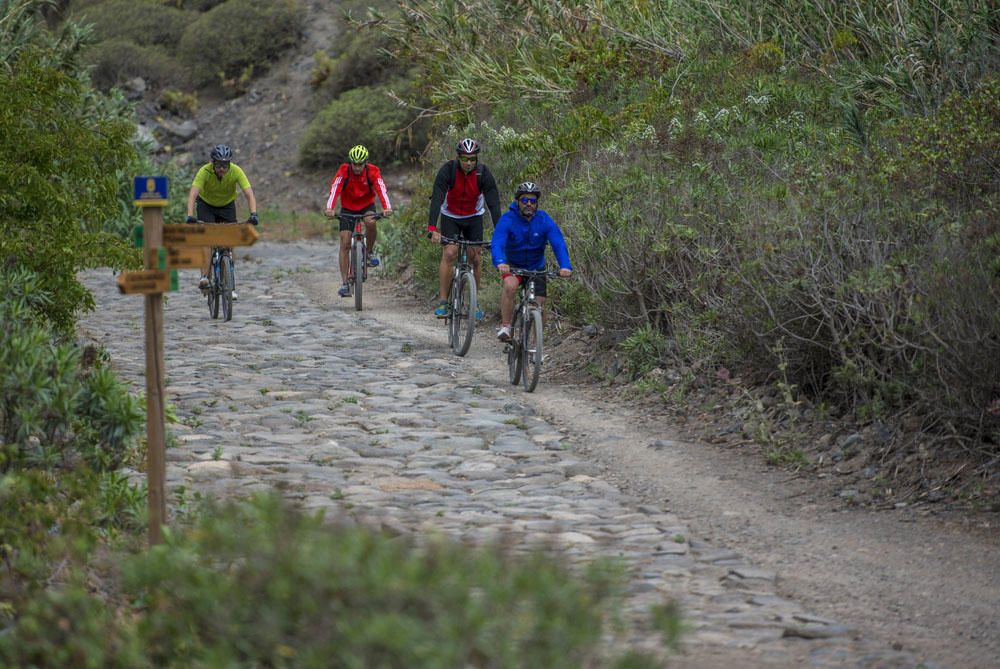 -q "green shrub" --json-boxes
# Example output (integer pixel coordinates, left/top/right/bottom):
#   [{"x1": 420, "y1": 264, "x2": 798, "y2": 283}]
[
  {"x1": 0, "y1": 269, "x2": 143, "y2": 472},
  {"x1": 70, "y1": 0, "x2": 196, "y2": 47},
  {"x1": 299, "y1": 83, "x2": 425, "y2": 168},
  {"x1": 82, "y1": 38, "x2": 182, "y2": 89},
  {"x1": 177, "y1": 0, "x2": 305, "y2": 89},
  {"x1": 0, "y1": 495, "x2": 679, "y2": 667},
  {"x1": 0, "y1": 48, "x2": 139, "y2": 331},
  {"x1": 311, "y1": 30, "x2": 400, "y2": 104},
  {"x1": 159, "y1": 88, "x2": 198, "y2": 116}
]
